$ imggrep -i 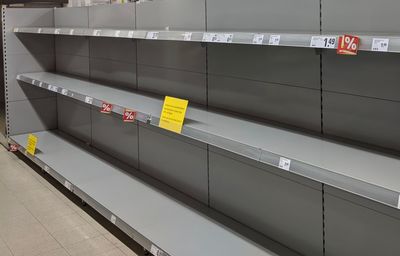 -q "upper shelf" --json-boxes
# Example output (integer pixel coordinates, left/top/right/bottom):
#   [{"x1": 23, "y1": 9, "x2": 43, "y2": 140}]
[
  {"x1": 17, "y1": 72, "x2": 400, "y2": 210},
  {"x1": 13, "y1": 27, "x2": 400, "y2": 53}
]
